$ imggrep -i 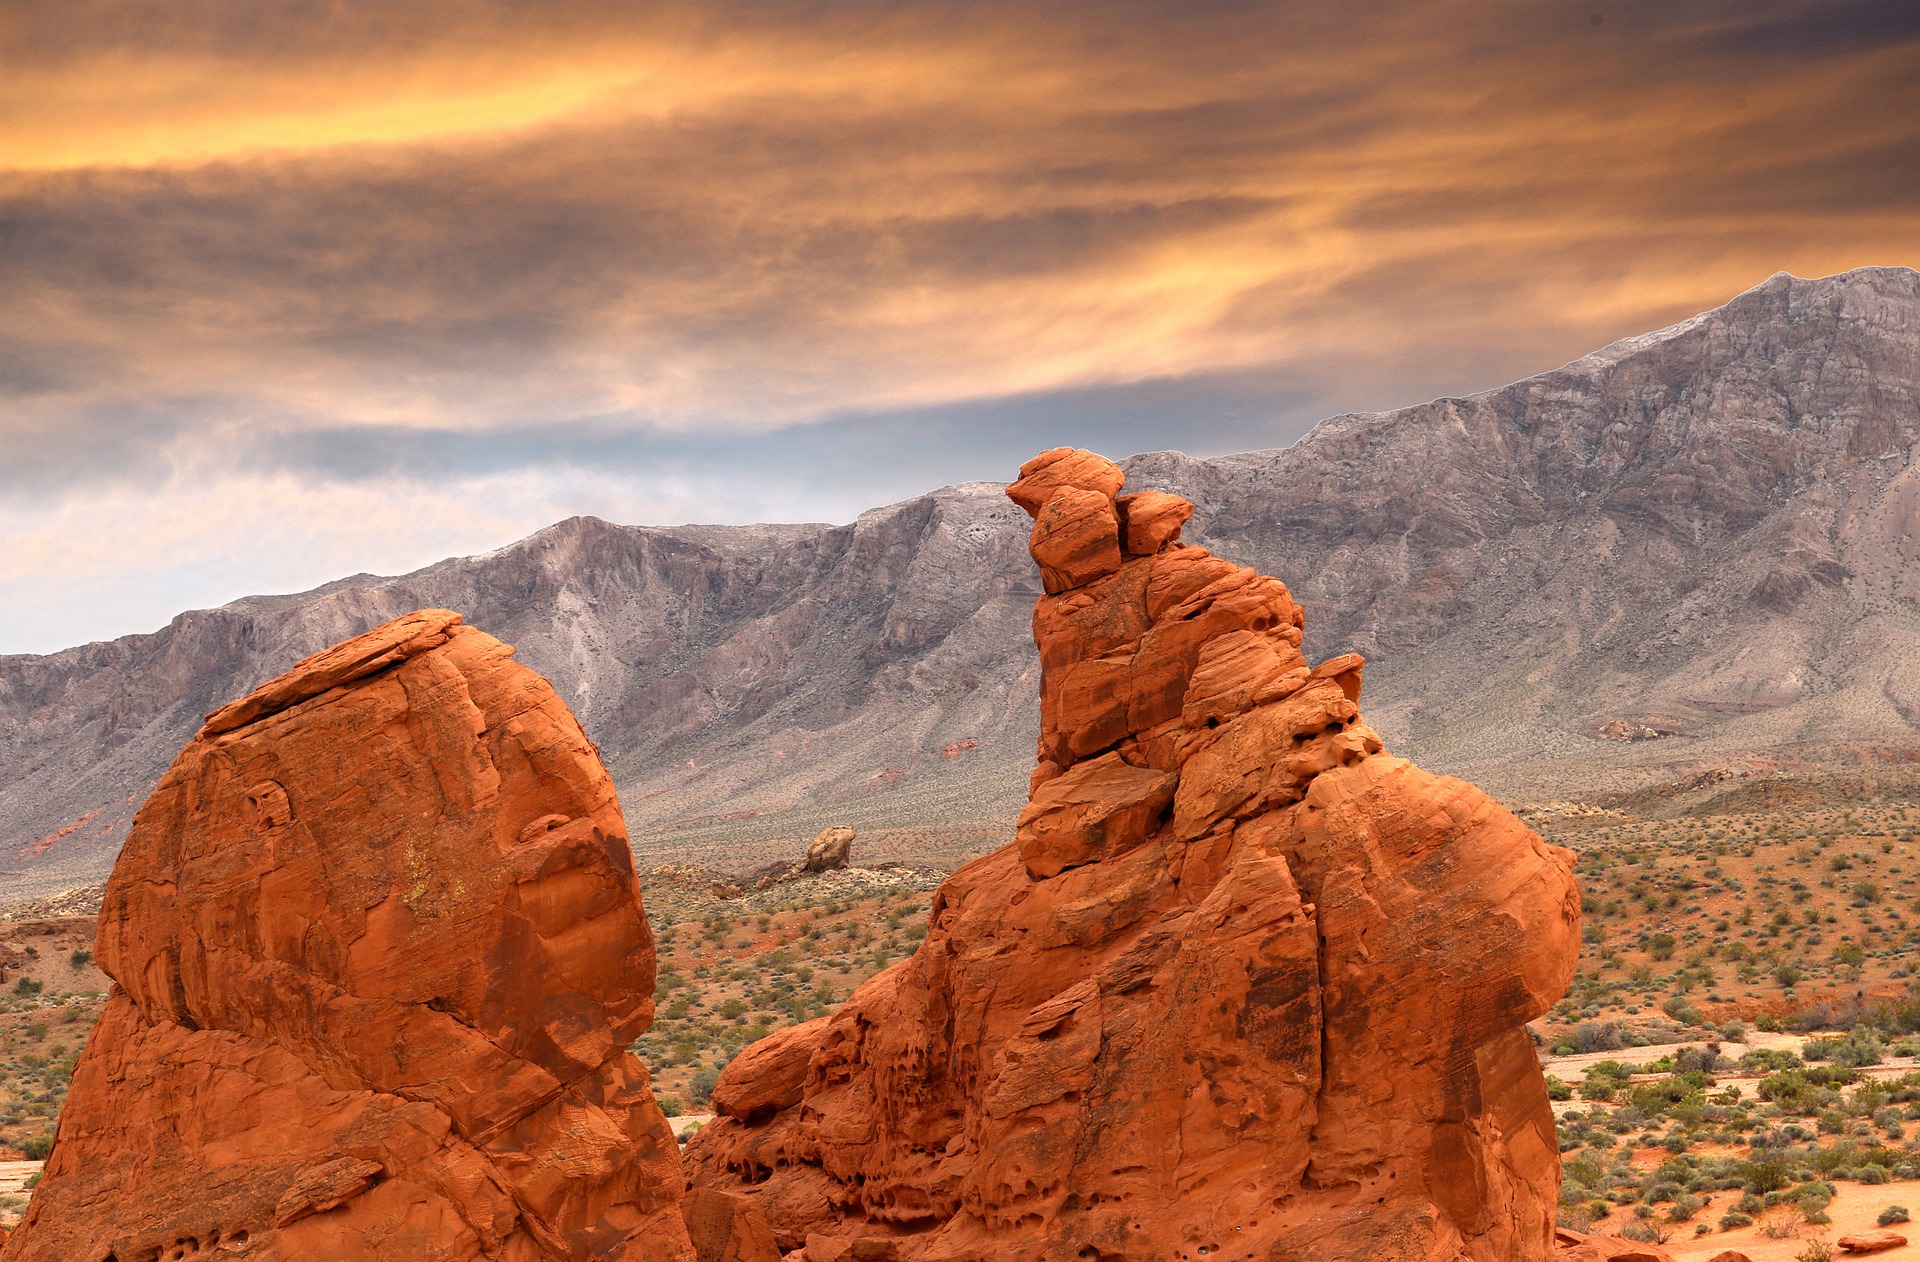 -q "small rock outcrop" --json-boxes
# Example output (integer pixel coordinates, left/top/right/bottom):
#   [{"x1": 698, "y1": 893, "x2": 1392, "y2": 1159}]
[
  {"x1": 3, "y1": 611, "x2": 706, "y2": 1261},
  {"x1": 720, "y1": 827, "x2": 861, "y2": 897},
  {"x1": 803, "y1": 826, "x2": 856, "y2": 873},
  {"x1": 685, "y1": 450, "x2": 1582, "y2": 1260},
  {"x1": 1554, "y1": 1228, "x2": 1677, "y2": 1261}
]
